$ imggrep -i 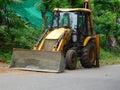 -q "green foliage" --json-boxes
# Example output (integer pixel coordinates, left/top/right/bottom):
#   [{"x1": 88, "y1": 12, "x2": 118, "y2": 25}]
[
  {"x1": 35, "y1": 0, "x2": 71, "y2": 30},
  {"x1": 93, "y1": 0, "x2": 120, "y2": 48},
  {"x1": 70, "y1": 0, "x2": 84, "y2": 8},
  {"x1": 0, "y1": 26, "x2": 42, "y2": 63},
  {"x1": 0, "y1": 0, "x2": 41, "y2": 53},
  {"x1": 96, "y1": 11, "x2": 116, "y2": 35},
  {"x1": 0, "y1": 0, "x2": 24, "y2": 28},
  {"x1": 100, "y1": 48, "x2": 119, "y2": 60},
  {"x1": 35, "y1": 0, "x2": 71, "y2": 11},
  {"x1": 0, "y1": 51, "x2": 11, "y2": 63},
  {"x1": 100, "y1": 48, "x2": 120, "y2": 65},
  {"x1": 0, "y1": 0, "x2": 42, "y2": 63},
  {"x1": 0, "y1": 26, "x2": 42, "y2": 52}
]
